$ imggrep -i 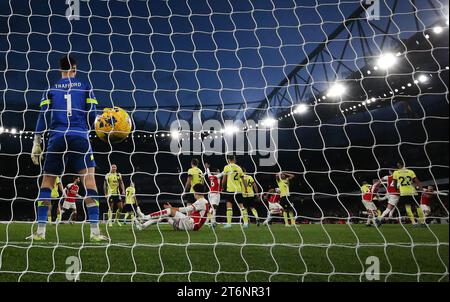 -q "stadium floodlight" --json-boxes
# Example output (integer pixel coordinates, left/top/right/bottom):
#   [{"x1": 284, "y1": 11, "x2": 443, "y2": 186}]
[
  {"x1": 223, "y1": 125, "x2": 239, "y2": 135},
  {"x1": 171, "y1": 130, "x2": 181, "y2": 140},
  {"x1": 294, "y1": 104, "x2": 308, "y2": 114},
  {"x1": 418, "y1": 74, "x2": 429, "y2": 83},
  {"x1": 10, "y1": 128, "x2": 17, "y2": 134},
  {"x1": 377, "y1": 53, "x2": 397, "y2": 70},
  {"x1": 433, "y1": 26, "x2": 443, "y2": 34},
  {"x1": 0, "y1": 127, "x2": 4, "y2": 134},
  {"x1": 261, "y1": 117, "x2": 277, "y2": 128},
  {"x1": 326, "y1": 83, "x2": 346, "y2": 98}
]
